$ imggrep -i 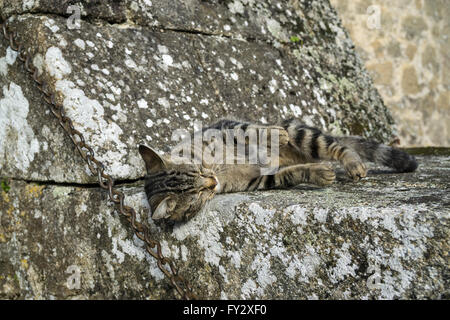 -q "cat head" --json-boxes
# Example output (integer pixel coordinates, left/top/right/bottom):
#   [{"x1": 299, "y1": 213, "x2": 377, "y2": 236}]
[{"x1": 138, "y1": 145, "x2": 219, "y2": 222}]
